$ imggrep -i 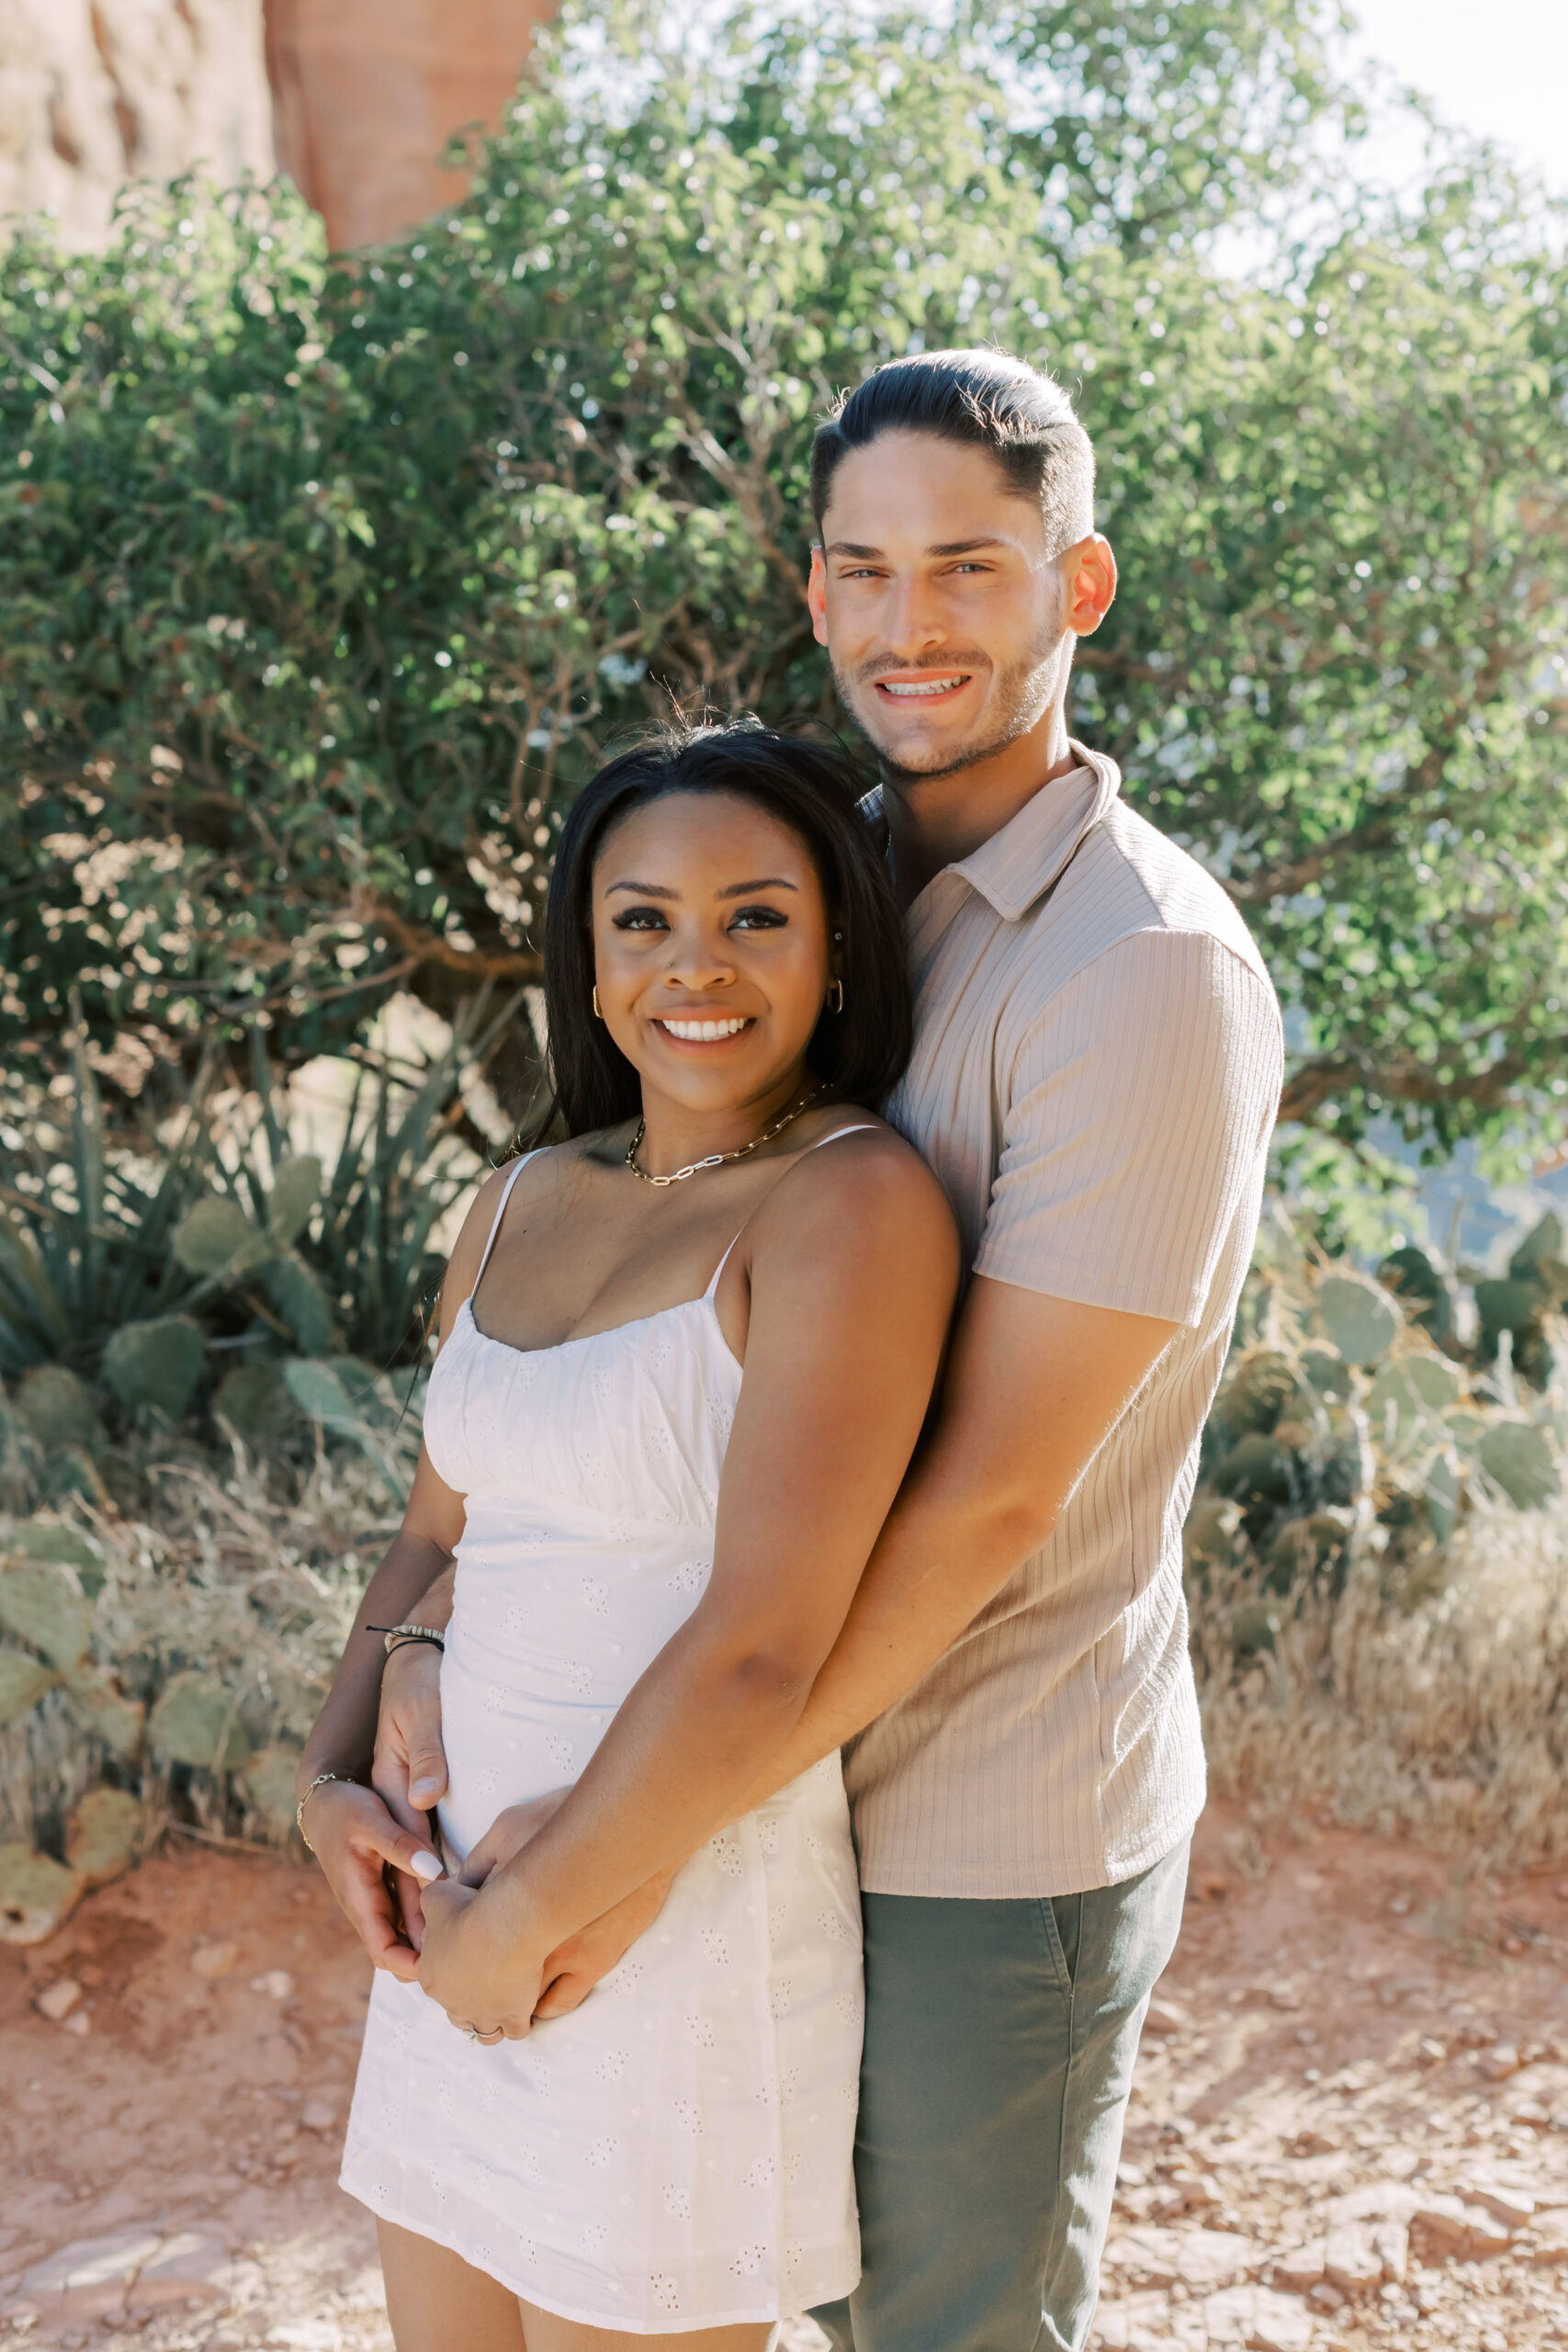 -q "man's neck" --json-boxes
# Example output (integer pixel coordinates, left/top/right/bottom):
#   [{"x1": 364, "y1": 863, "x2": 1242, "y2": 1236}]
[{"x1": 880, "y1": 700, "x2": 1080, "y2": 909}]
